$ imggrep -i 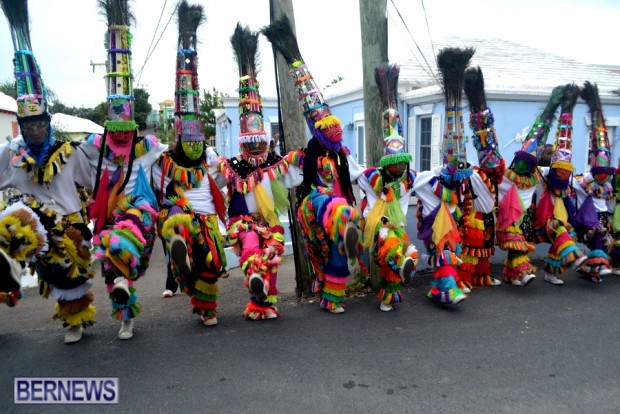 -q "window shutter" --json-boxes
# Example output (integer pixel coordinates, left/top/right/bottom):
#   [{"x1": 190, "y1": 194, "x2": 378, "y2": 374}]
[
  {"x1": 430, "y1": 114, "x2": 441, "y2": 169},
  {"x1": 408, "y1": 116, "x2": 416, "y2": 168}
]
